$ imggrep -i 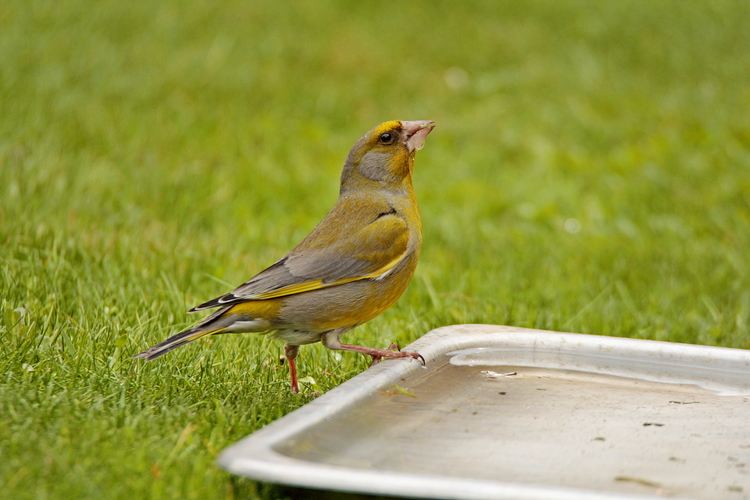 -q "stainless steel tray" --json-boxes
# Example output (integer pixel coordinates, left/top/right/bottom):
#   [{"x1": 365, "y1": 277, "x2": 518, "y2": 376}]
[{"x1": 218, "y1": 325, "x2": 750, "y2": 500}]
